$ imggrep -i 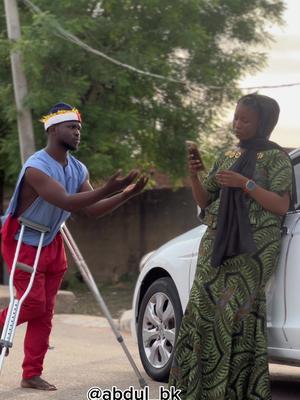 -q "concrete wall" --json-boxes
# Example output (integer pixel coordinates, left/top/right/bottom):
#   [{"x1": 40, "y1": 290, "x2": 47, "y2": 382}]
[{"x1": 65, "y1": 187, "x2": 199, "y2": 284}]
